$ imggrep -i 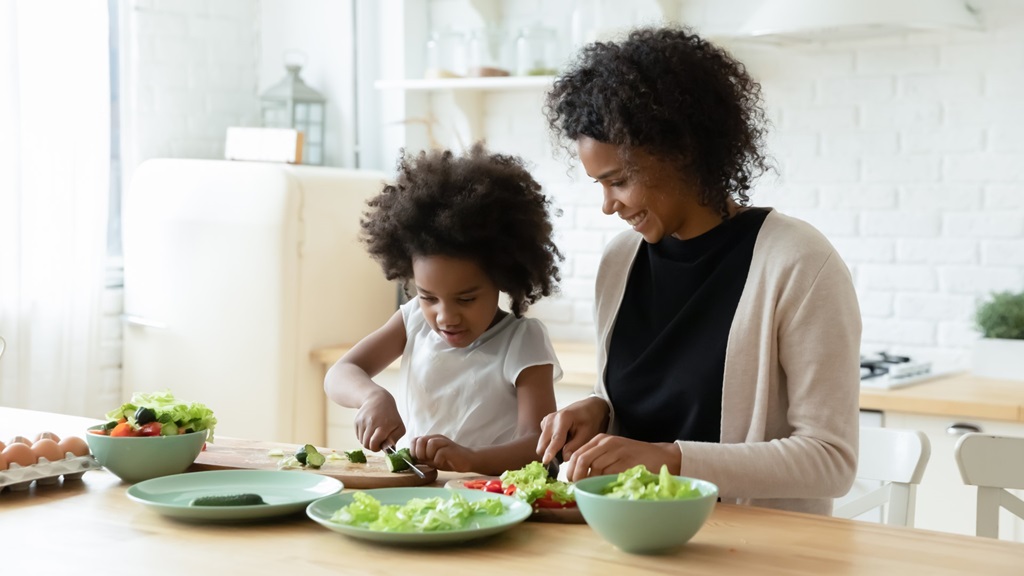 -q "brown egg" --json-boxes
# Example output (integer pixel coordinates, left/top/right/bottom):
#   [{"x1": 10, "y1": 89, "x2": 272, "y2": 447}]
[
  {"x1": 34, "y1": 431, "x2": 60, "y2": 443},
  {"x1": 0, "y1": 452, "x2": 8, "y2": 471},
  {"x1": 2, "y1": 442, "x2": 37, "y2": 467},
  {"x1": 8, "y1": 435, "x2": 32, "y2": 446},
  {"x1": 0, "y1": 440, "x2": 6, "y2": 452},
  {"x1": 31, "y1": 438, "x2": 64, "y2": 463},
  {"x1": 57, "y1": 435, "x2": 90, "y2": 458}
]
